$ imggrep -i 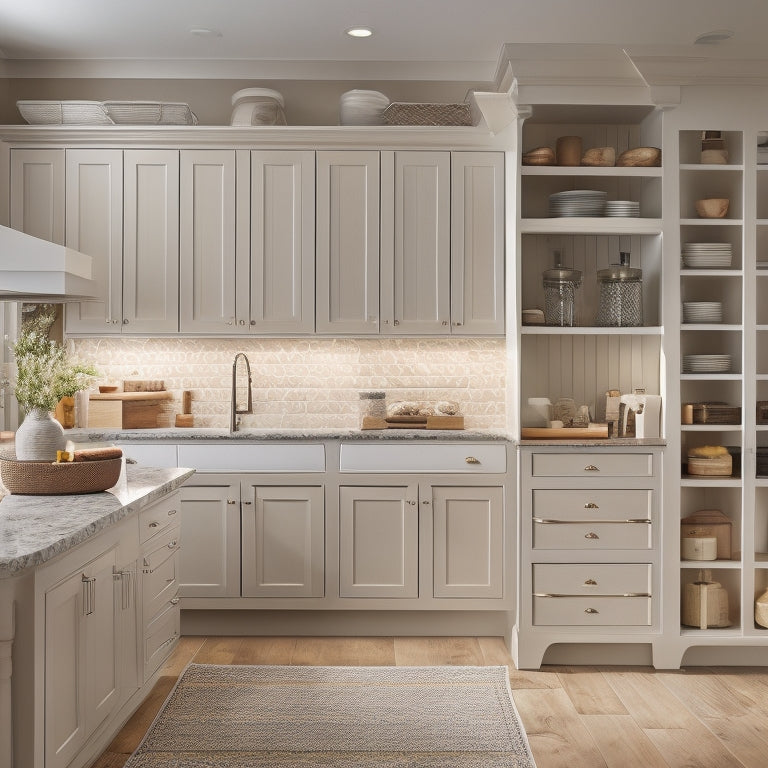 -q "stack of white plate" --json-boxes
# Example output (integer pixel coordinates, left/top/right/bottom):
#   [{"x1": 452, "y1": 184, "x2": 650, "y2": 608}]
[
  {"x1": 339, "y1": 90, "x2": 390, "y2": 125},
  {"x1": 604, "y1": 200, "x2": 640, "y2": 217},
  {"x1": 682, "y1": 242, "x2": 733, "y2": 269},
  {"x1": 549, "y1": 190, "x2": 607, "y2": 217},
  {"x1": 682, "y1": 354, "x2": 732, "y2": 373},
  {"x1": 683, "y1": 301, "x2": 723, "y2": 323}
]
